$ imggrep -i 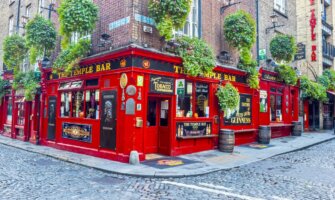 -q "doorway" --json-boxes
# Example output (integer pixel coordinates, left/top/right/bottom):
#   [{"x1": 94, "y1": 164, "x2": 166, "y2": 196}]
[
  {"x1": 145, "y1": 97, "x2": 170, "y2": 154},
  {"x1": 308, "y1": 101, "x2": 320, "y2": 130}
]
